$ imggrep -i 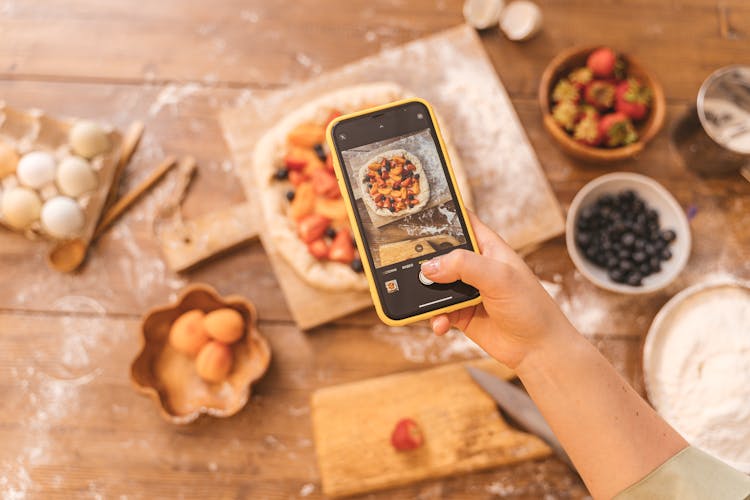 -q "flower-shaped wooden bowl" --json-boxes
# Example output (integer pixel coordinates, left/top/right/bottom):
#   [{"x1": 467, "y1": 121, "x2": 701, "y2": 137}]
[
  {"x1": 539, "y1": 46, "x2": 666, "y2": 162},
  {"x1": 130, "y1": 284, "x2": 271, "y2": 424}
]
